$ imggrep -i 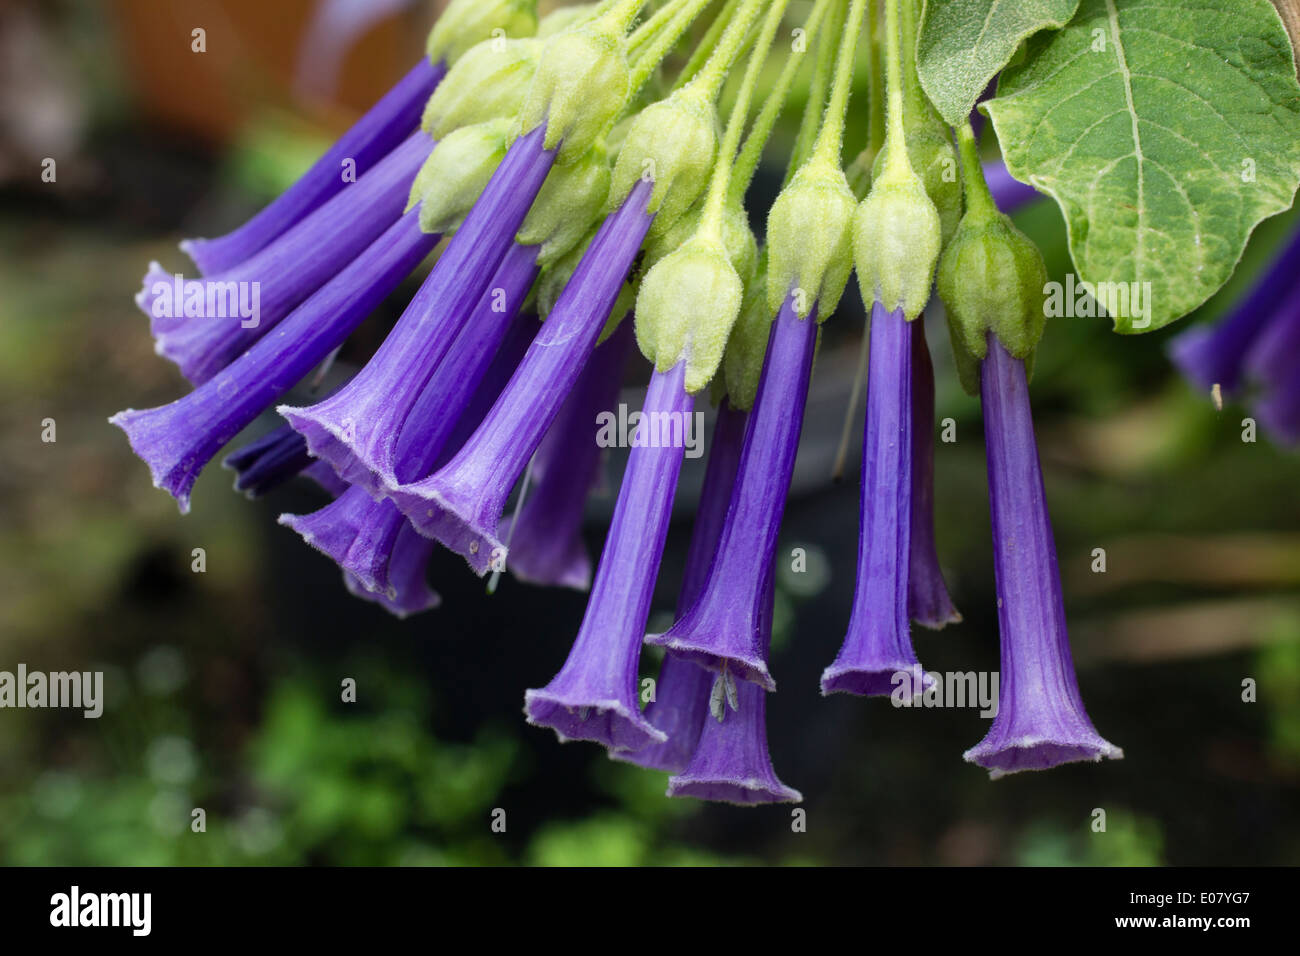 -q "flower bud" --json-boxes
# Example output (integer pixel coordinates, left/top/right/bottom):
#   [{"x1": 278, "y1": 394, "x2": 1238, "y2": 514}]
[
  {"x1": 765, "y1": 159, "x2": 857, "y2": 319},
  {"x1": 903, "y1": 123, "x2": 962, "y2": 247},
  {"x1": 936, "y1": 210, "x2": 1048, "y2": 394},
  {"x1": 407, "y1": 118, "x2": 512, "y2": 235},
  {"x1": 517, "y1": 141, "x2": 611, "y2": 266},
  {"x1": 645, "y1": 197, "x2": 757, "y2": 287},
  {"x1": 608, "y1": 87, "x2": 719, "y2": 239},
  {"x1": 515, "y1": 19, "x2": 632, "y2": 162},
  {"x1": 427, "y1": 0, "x2": 538, "y2": 67},
  {"x1": 421, "y1": 37, "x2": 542, "y2": 140},
  {"x1": 722, "y1": 260, "x2": 782, "y2": 411},
  {"x1": 853, "y1": 164, "x2": 942, "y2": 322},
  {"x1": 538, "y1": 2, "x2": 597, "y2": 37},
  {"x1": 635, "y1": 234, "x2": 743, "y2": 393}
]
